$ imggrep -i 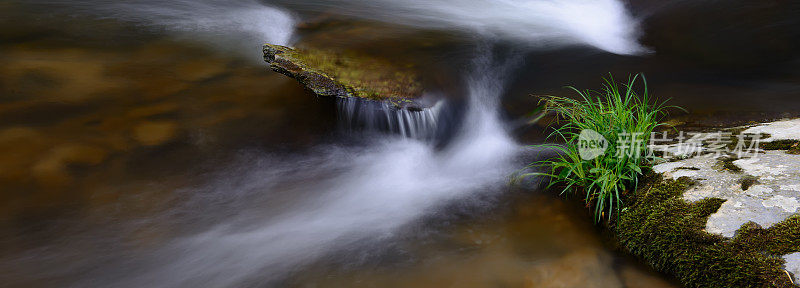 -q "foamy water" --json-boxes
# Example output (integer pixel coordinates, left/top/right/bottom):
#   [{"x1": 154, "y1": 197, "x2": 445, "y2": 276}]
[
  {"x1": 44, "y1": 0, "x2": 643, "y2": 55},
  {"x1": 28, "y1": 48, "x2": 522, "y2": 288},
  {"x1": 284, "y1": 0, "x2": 646, "y2": 55},
  {"x1": 32, "y1": 0, "x2": 296, "y2": 60},
  {"x1": 104, "y1": 0, "x2": 296, "y2": 46},
  {"x1": 337, "y1": 97, "x2": 447, "y2": 140},
  {"x1": 2, "y1": 1, "x2": 646, "y2": 286}
]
